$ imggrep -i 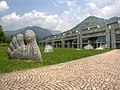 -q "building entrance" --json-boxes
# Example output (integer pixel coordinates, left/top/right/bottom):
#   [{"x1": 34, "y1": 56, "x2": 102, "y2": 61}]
[{"x1": 89, "y1": 37, "x2": 97, "y2": 48}]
